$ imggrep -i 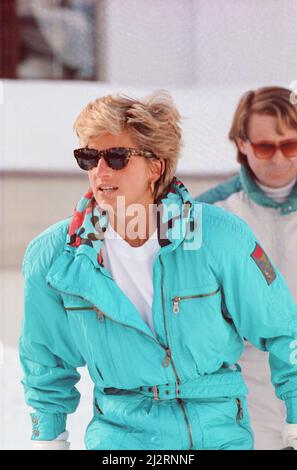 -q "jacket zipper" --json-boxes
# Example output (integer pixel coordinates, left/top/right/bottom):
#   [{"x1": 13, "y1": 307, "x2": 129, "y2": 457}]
[
  {"x1": 64, "y1": 307, "x2": 95, "y2": 311},
  {"x1": 172, "y1": 287, "x2": 220, "y2": 314},
  {"x1": 49, "y1": 272, "x2": 194, "y2": 449},
  {"x1": 159, "y1": 256, "x2": 194, "y2": 450}
]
